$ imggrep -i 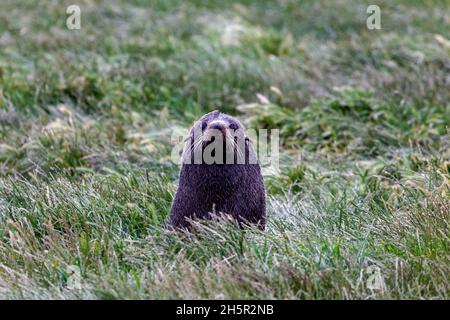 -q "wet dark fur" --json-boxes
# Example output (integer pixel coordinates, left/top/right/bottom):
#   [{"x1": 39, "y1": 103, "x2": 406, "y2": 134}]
[{"x1": 168, "y1": 111, "x2": 266, "y2": 230}]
